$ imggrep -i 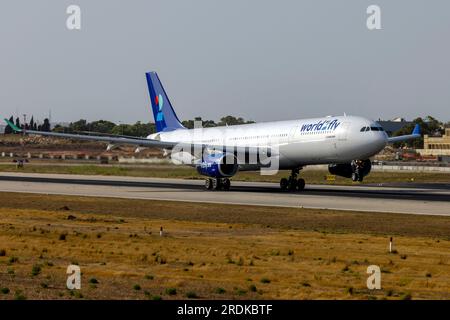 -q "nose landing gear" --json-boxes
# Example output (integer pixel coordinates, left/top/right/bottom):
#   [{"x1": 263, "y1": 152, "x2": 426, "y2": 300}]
[
  {"x1": 204, "y1": 178, "x2": 231, "y2": 191},
  {"x1": 280, "y1": 168, "x2": 305, "y2": 191}
]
